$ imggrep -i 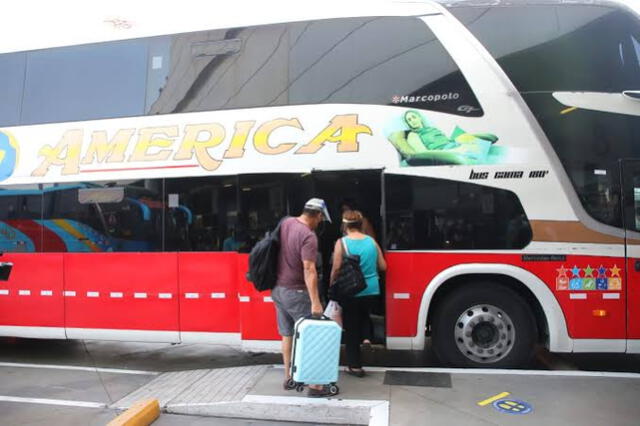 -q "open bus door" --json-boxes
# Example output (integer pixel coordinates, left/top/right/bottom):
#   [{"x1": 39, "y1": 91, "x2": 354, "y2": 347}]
[
  {"x1": 622, "y1": 160, "x2": 640, "y2": 349},
  {"x1": 305, "y1": 169, "x2": 386, "y2": 343}
]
